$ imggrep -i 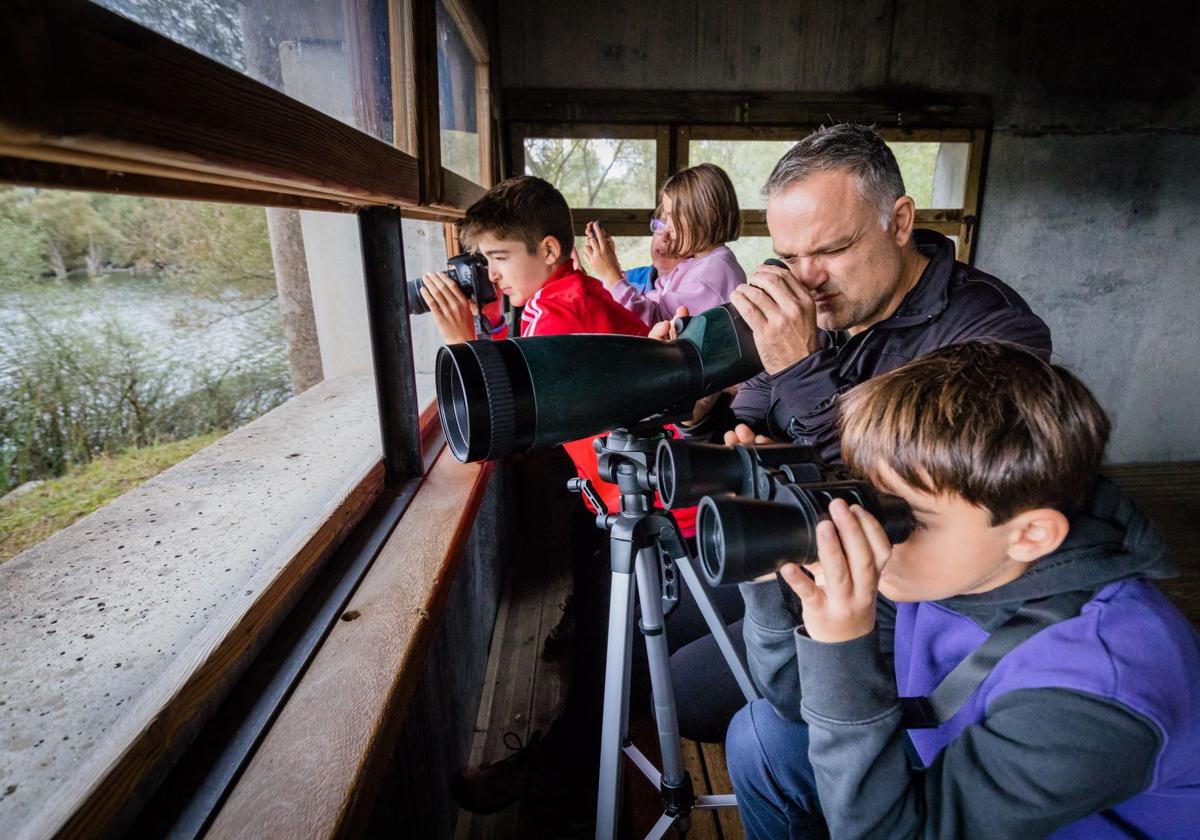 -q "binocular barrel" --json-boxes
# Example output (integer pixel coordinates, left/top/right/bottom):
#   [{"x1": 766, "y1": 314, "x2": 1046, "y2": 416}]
[
  {"x1": 697, "y1": 484, "x2": 914, "y2": 586},
  {"x1": 437, "y1": 303, "x2": 762, "y2": 463}
]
